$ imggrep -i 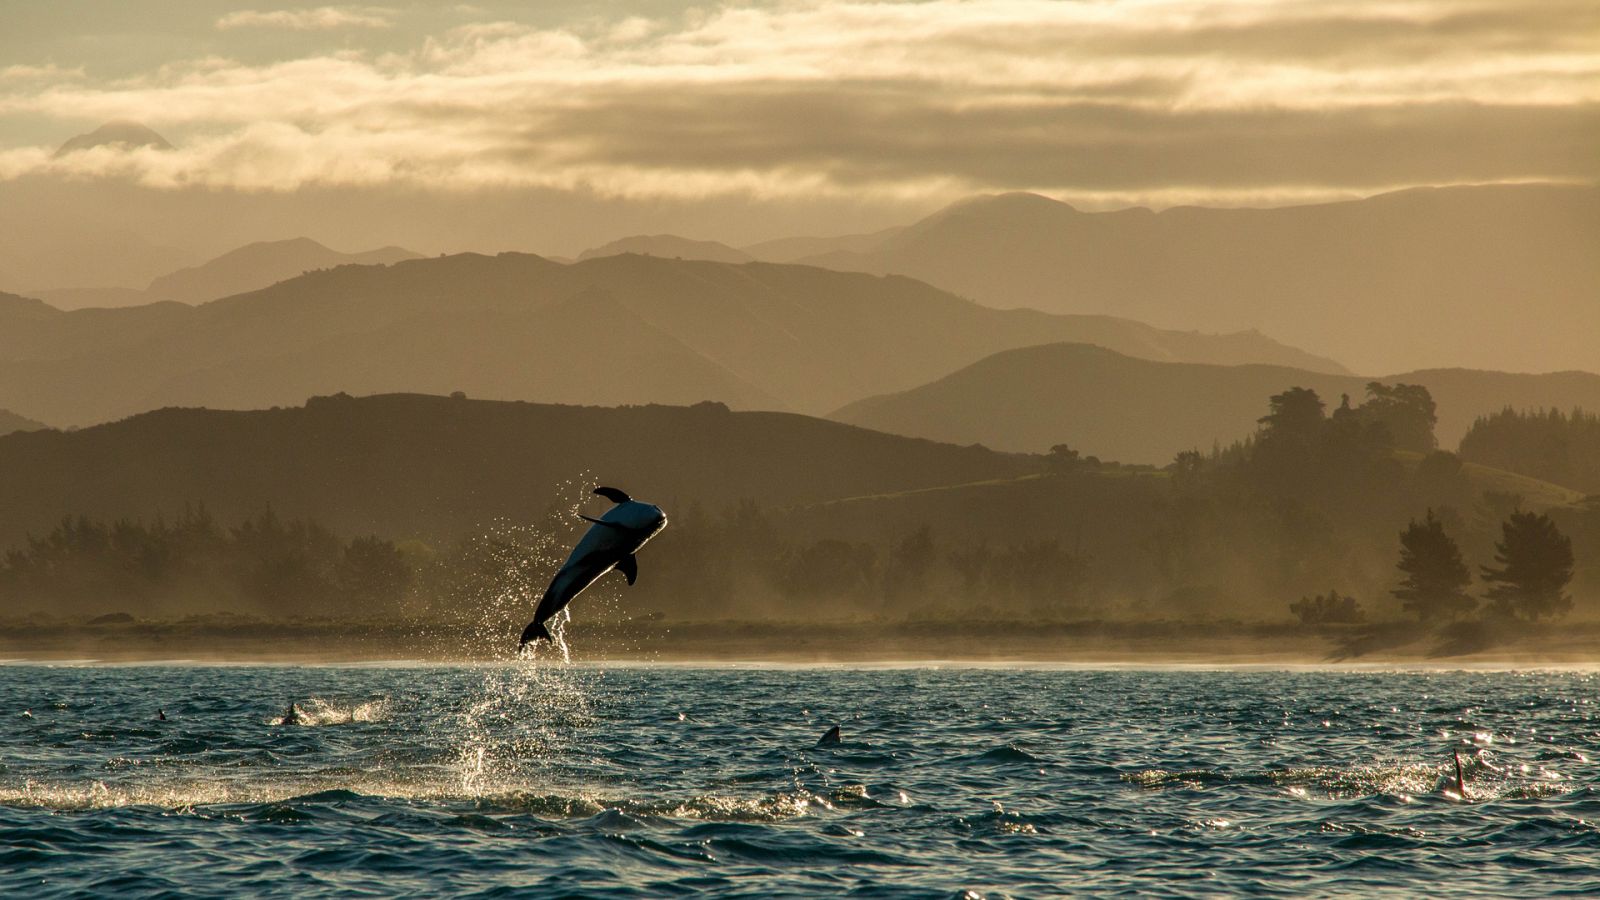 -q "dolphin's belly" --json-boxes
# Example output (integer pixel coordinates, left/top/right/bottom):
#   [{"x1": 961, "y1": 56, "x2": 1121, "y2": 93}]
[
  {"x1": 530, "y1": 501, "x2": 666, "y2": 630},
  {"x1": 534, "y1": 547, "x2": 620, "y2": 623}
]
